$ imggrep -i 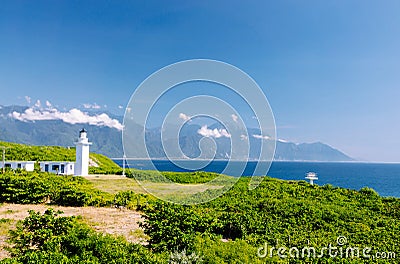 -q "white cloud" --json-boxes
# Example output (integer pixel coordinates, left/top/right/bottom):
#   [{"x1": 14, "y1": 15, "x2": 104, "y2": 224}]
[
  {"x1": 34, "y1": 100, "x2": 41, "y2": 108},
  {"x1": 25, "y1": 96, "x2": 31, "y2": 104},
  {"x1": 45, "y1": 100, "x2": 52, "y2": 108},
  {"x1": 278, "y1": 139, "x2": 289, "y2": 143},
  {"x1": 240, "y1": 134, "x2": 248, "y2": 140},
  {"x1": 83, "y1": 103, "x2": 101, "y2": 109},
  {"x1": 179, "y1": 113, "x2": 191, "y2": 122},
  {"x1": 10, "y1": 107, "x2": 123, "y2": 131},
  {"x1": 231, "y1": 114, "x2": 238, "y2": 123},
  {"x1": 198, "y1": 125, "x2": 231, "y2": 138},
  {"x1": 118, "y1": 105, "x2": 124, "y2": 109},
  {"x1": 252, "y1": 134, "x2": 271, "y2": 140}
]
